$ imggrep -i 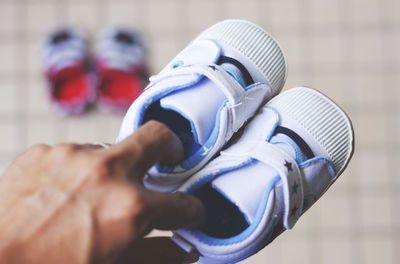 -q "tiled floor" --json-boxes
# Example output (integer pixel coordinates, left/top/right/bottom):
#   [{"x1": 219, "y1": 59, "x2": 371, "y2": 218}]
[{"x1": 0, "y1": 0, "x2": 399, "y2": 263}]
